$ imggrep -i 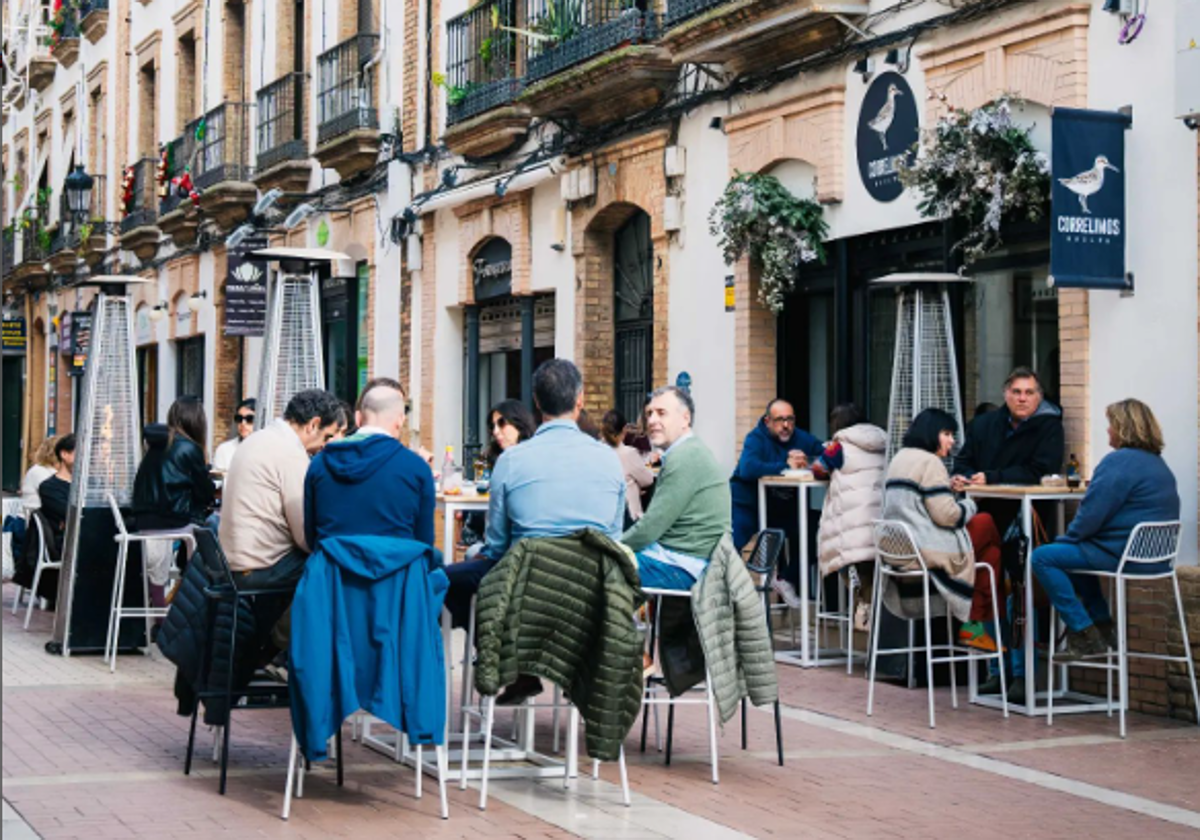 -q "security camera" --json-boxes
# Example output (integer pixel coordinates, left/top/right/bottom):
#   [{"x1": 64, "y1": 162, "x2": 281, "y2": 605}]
[
  {"x1": 252, "y1": 188, "x2": 284, "y2": 217},
  {"x1": 547, "y1": 155, "x2": 568, "y2": 176},
  {"x1": 284, "y1": 202, "x2": 317, "y2": 229}
]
